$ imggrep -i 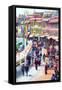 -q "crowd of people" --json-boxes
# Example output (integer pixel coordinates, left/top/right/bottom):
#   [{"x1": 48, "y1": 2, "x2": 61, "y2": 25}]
[{"x1": 19, "y1": 36, "x2": 59, "y2": 81}]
